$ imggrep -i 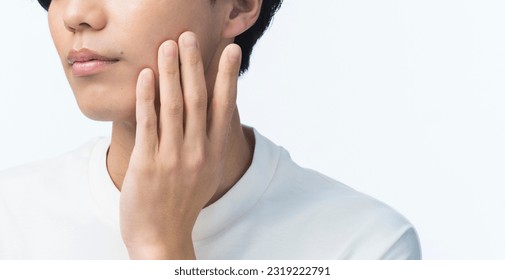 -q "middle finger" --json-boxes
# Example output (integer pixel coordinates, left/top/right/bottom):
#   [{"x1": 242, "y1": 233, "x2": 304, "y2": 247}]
[
  {"x1": 158, "y1": 40, "x2": 184, "y2": 149},
  {"x1": 178, "y1": 31, "x2": 208, "y2": 143}
]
